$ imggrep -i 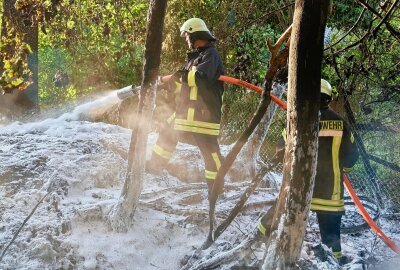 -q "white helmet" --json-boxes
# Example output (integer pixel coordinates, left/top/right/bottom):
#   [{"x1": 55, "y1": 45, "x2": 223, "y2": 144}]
[
  {"x1": 321, "y1": 79, "x2": 339, "y2": 99},
  {"x1": 321, "y1": 79, "x2": 332, "y2": 96},
  {"x1": 180, "y1": 18, "x2": 216, "y2": 41}
]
